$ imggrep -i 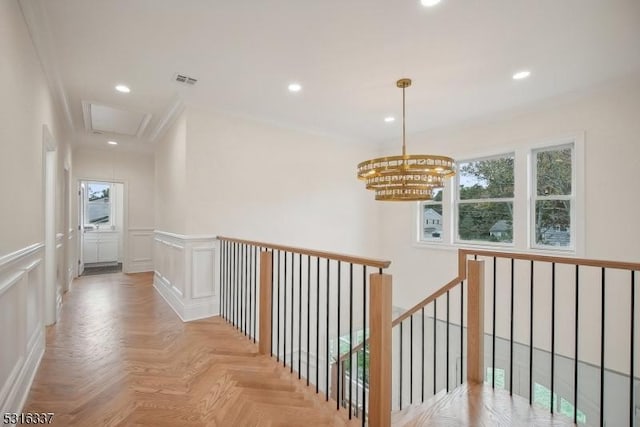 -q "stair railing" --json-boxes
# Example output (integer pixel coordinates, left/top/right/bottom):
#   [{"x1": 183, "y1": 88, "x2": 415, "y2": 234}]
[
  {"x1": 217, "y1": 237, "x2": 392, "y2": 427},
  {"x1": 460, "y1": 249, "x2": 640, "y2": 426}
]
